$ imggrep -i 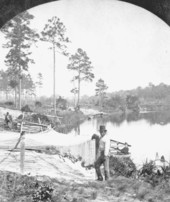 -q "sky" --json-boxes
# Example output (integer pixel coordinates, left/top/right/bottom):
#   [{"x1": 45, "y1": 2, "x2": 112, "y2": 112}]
[{"x1": 1, "y1": 0, "x2": 170, "y2": 98}]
